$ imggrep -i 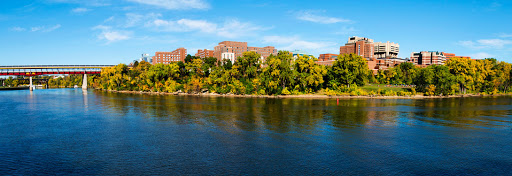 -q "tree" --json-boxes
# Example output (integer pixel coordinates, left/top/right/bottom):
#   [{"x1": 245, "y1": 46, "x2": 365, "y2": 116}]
[
  {"x1": 234, "y1": 51, "x2": 261, "y2": 79},
  {"x1": 261, "y1": 51, "x2": 294, "y2": 94},
  {"x1": 328, "y1": 53, "x2": 370, "y2": 87},
  {"x1": 185, "y1": 54, "x2": 193, "y2": 63},
  {"x1": 293, "y1": 55, "x2": 327, "y2": 93}
]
